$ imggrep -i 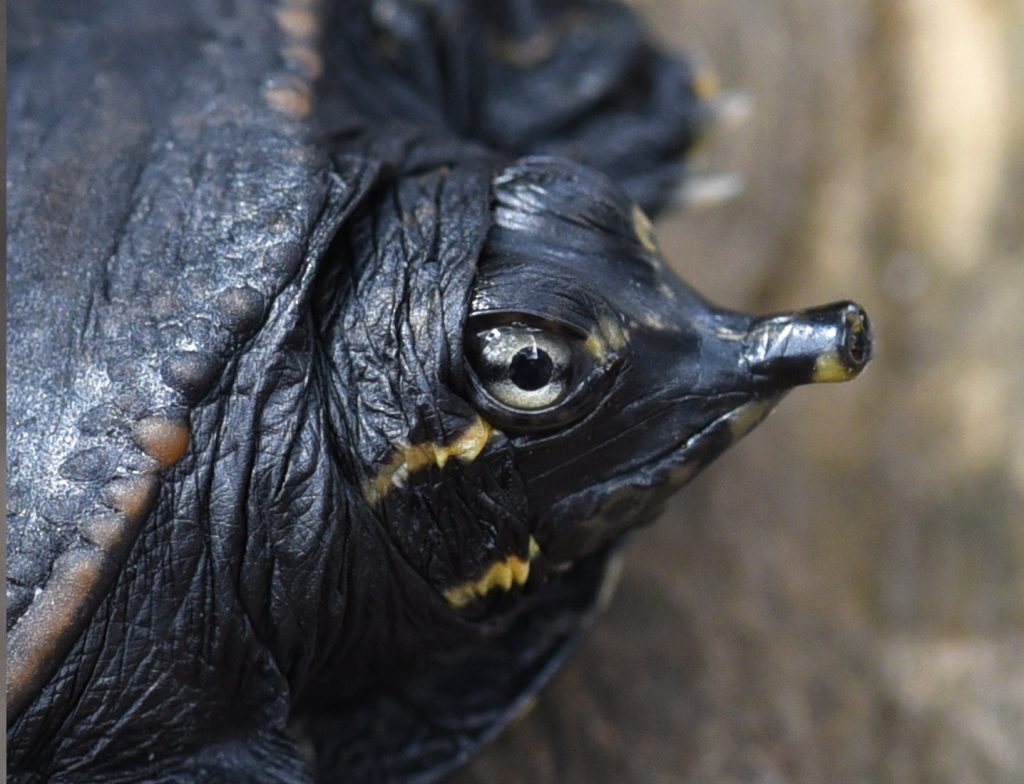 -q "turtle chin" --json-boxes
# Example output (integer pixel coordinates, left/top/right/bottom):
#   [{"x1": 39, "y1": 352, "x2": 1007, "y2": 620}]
[{"x1": 534, "y1": 394, "x2": 784, "y2": 565}]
